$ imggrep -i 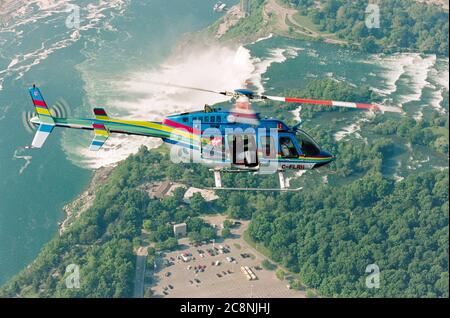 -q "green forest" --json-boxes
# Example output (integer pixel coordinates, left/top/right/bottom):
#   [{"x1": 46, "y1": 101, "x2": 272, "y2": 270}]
[
  {"x1": 210, "y1": 0, "x2": 448, "y2": 56},
  {"x1": 288, "y1": 0, "x2": 449, "y2": 55},
  {"x1": 0, "y1": 78, "x2": 447, "y2": 298},
  {"x1": 248, "y1": 170, "x2": 448, "y2": 297}
]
